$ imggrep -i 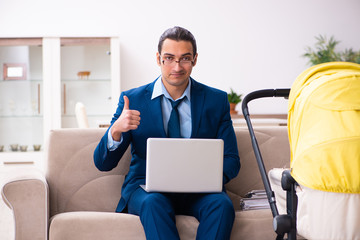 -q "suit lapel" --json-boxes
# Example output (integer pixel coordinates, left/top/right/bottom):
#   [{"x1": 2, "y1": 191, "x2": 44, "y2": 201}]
[
  {"x1": 144, "y1": 82, "x2": 167, "y2": 137},
  {"x1": 190, "y1": 78, "x2": 205, "y2": 137}
]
